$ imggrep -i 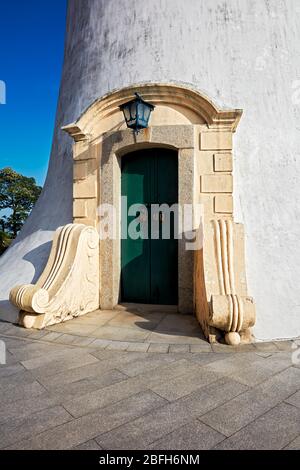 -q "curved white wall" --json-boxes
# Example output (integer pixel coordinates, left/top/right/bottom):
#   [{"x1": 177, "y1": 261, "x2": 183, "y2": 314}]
[{"x1": 0, "y1": 0, "x2": 299, "y2": 340}]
